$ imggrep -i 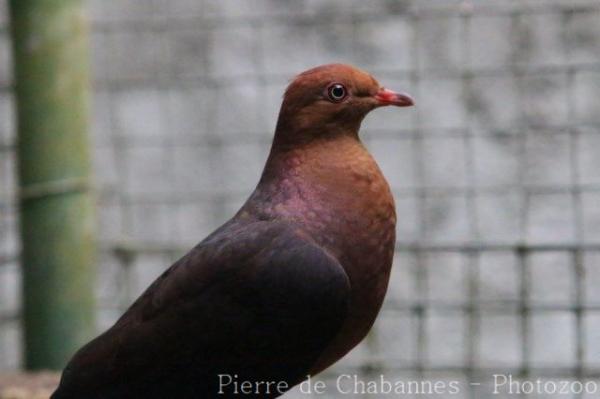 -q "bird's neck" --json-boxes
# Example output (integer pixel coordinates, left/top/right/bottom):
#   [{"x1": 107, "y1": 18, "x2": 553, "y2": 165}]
[
  {"x1": 261, "y1": 133, "x2": 365, "y2": 184},
  {"x1": 271, "y1": 107, "x2": 362, "y2": 150}
]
